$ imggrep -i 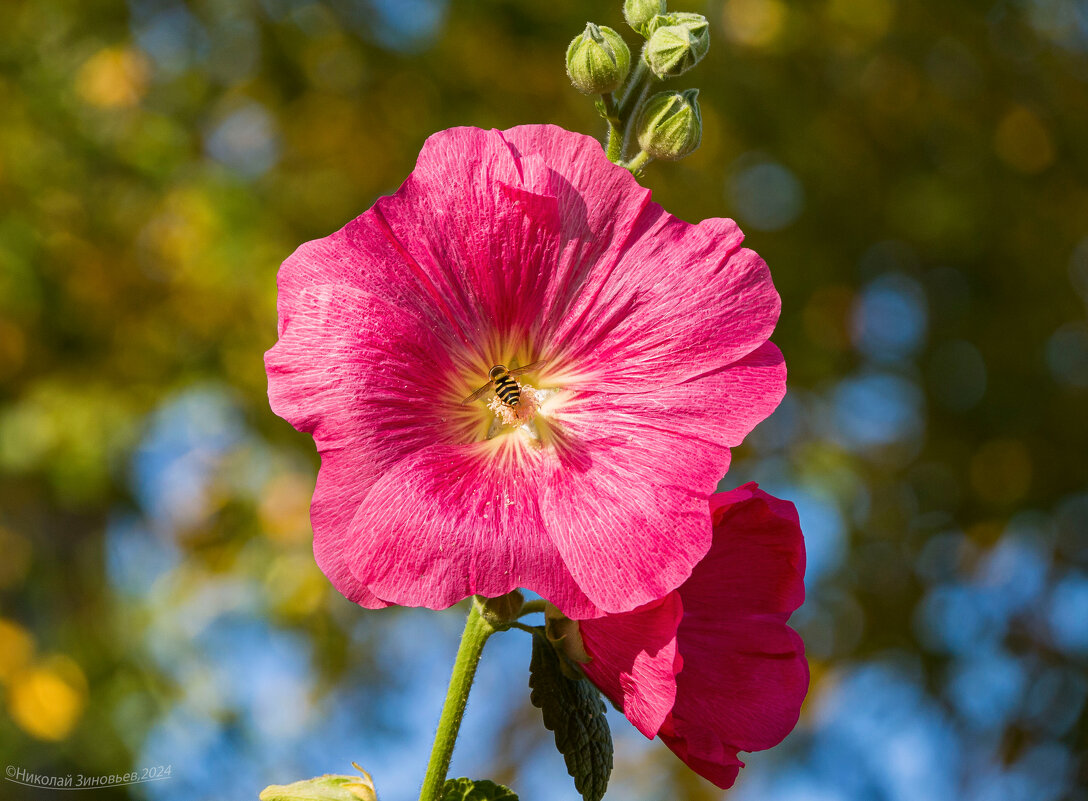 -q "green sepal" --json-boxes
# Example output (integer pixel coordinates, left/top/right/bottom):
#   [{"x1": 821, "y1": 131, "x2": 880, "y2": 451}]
[
  {"x1": 528, "y1": 630, "x2": 613, "y2": 801},
  {"x1": 440, "y1": 778, "x2": 520, "y2": 801},
  {"x1": 624, "y1": 0, "x2": 667, "y2": 36}
]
